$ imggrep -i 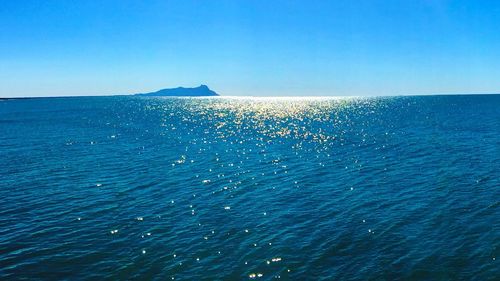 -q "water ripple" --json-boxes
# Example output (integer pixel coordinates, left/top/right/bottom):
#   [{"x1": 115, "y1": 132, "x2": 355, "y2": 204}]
[{"x1": 0, "y1": 95, "x2": 498, "y2": 279}]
